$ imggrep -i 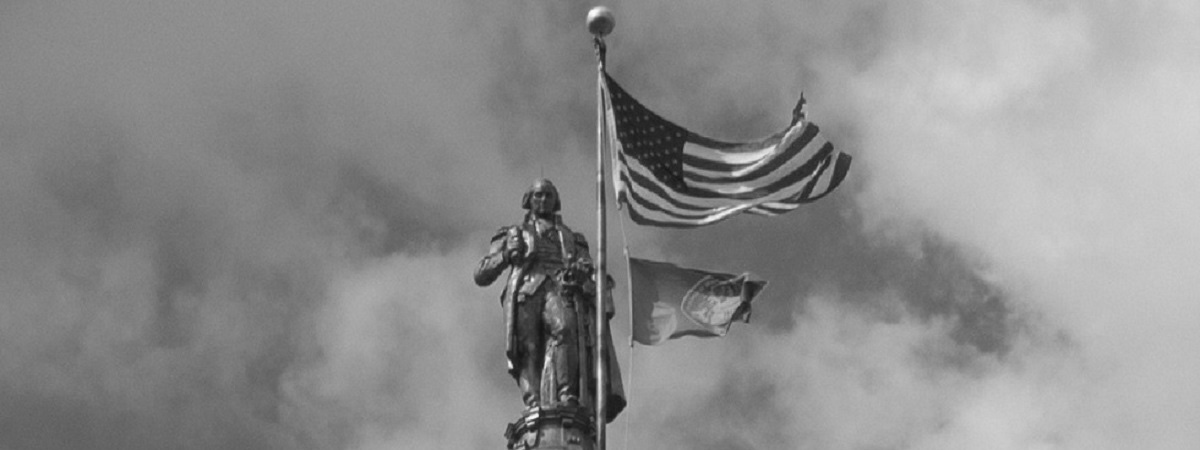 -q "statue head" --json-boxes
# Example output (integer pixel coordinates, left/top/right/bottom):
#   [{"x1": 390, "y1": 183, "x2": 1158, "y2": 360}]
[{"x1": 521, "y1": 178, "x2": 561, "y2": 215}]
